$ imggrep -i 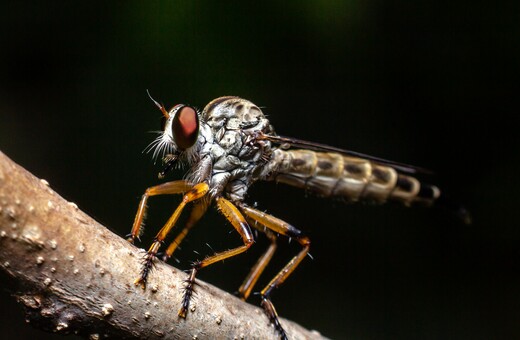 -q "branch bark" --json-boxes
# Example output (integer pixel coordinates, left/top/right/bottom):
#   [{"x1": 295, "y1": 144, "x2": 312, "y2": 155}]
[{"x1": 0, "y1": 151, "x2": 326, "y2": 339}]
